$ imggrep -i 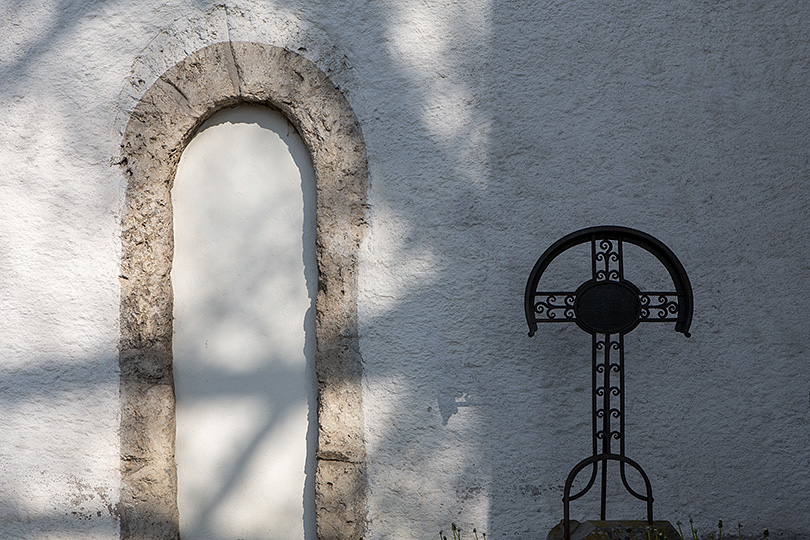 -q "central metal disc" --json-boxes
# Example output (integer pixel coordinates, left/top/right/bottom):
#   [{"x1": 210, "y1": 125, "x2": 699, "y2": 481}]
[{"x1": 573, "y1": 280, "x2": 641, "y2": 334}]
